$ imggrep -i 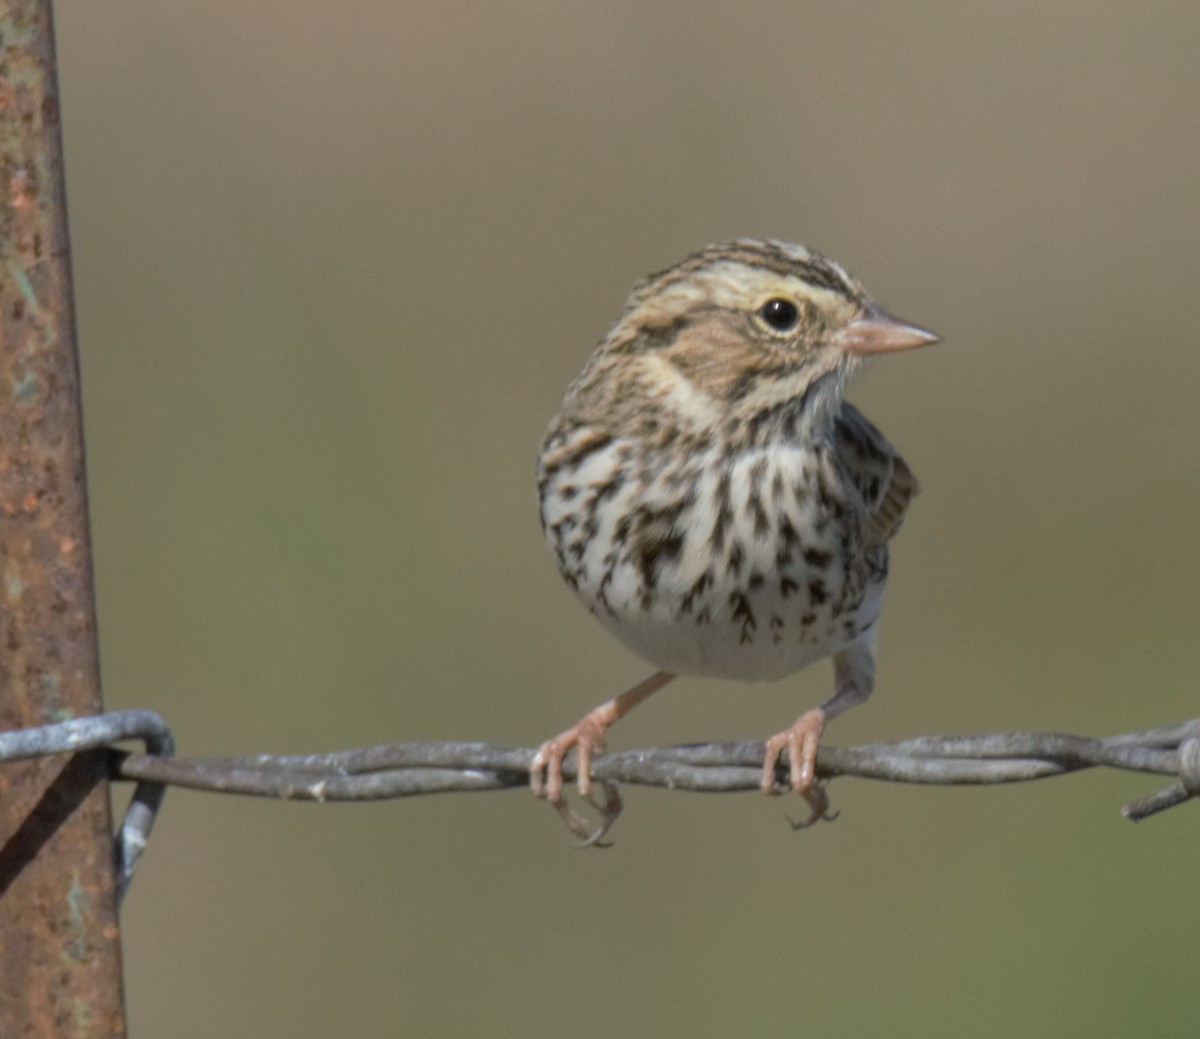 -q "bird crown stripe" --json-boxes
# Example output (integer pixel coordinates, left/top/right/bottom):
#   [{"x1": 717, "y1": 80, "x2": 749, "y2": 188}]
[{"x1": 630, "y1": 244, "x2": 857, "y2": 308}]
